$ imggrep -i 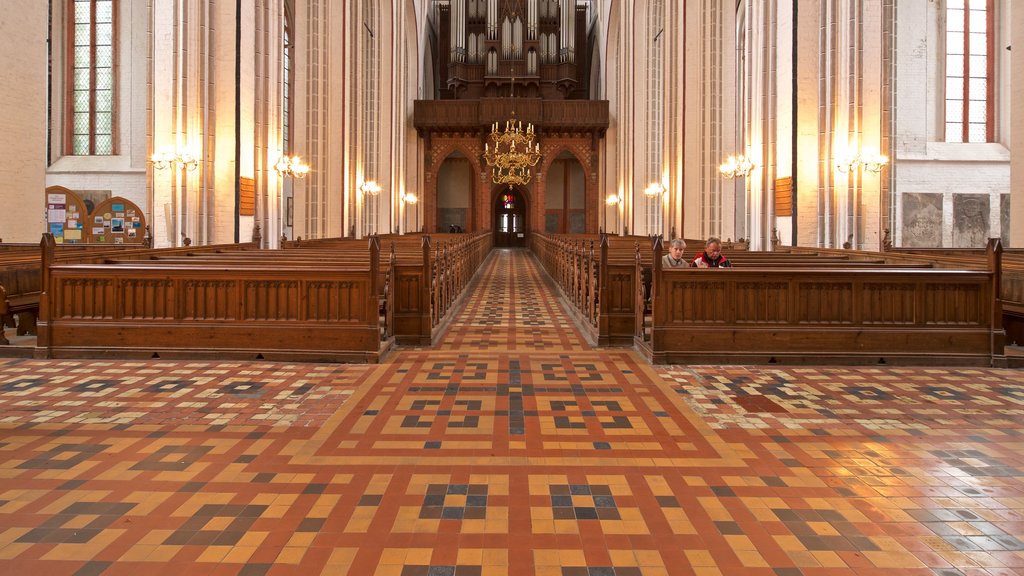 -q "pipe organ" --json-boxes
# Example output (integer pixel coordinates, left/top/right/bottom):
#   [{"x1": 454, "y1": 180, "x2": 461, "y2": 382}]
[{"x1": 437, "y1": 0, "x2": 591, "y2": 99}]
